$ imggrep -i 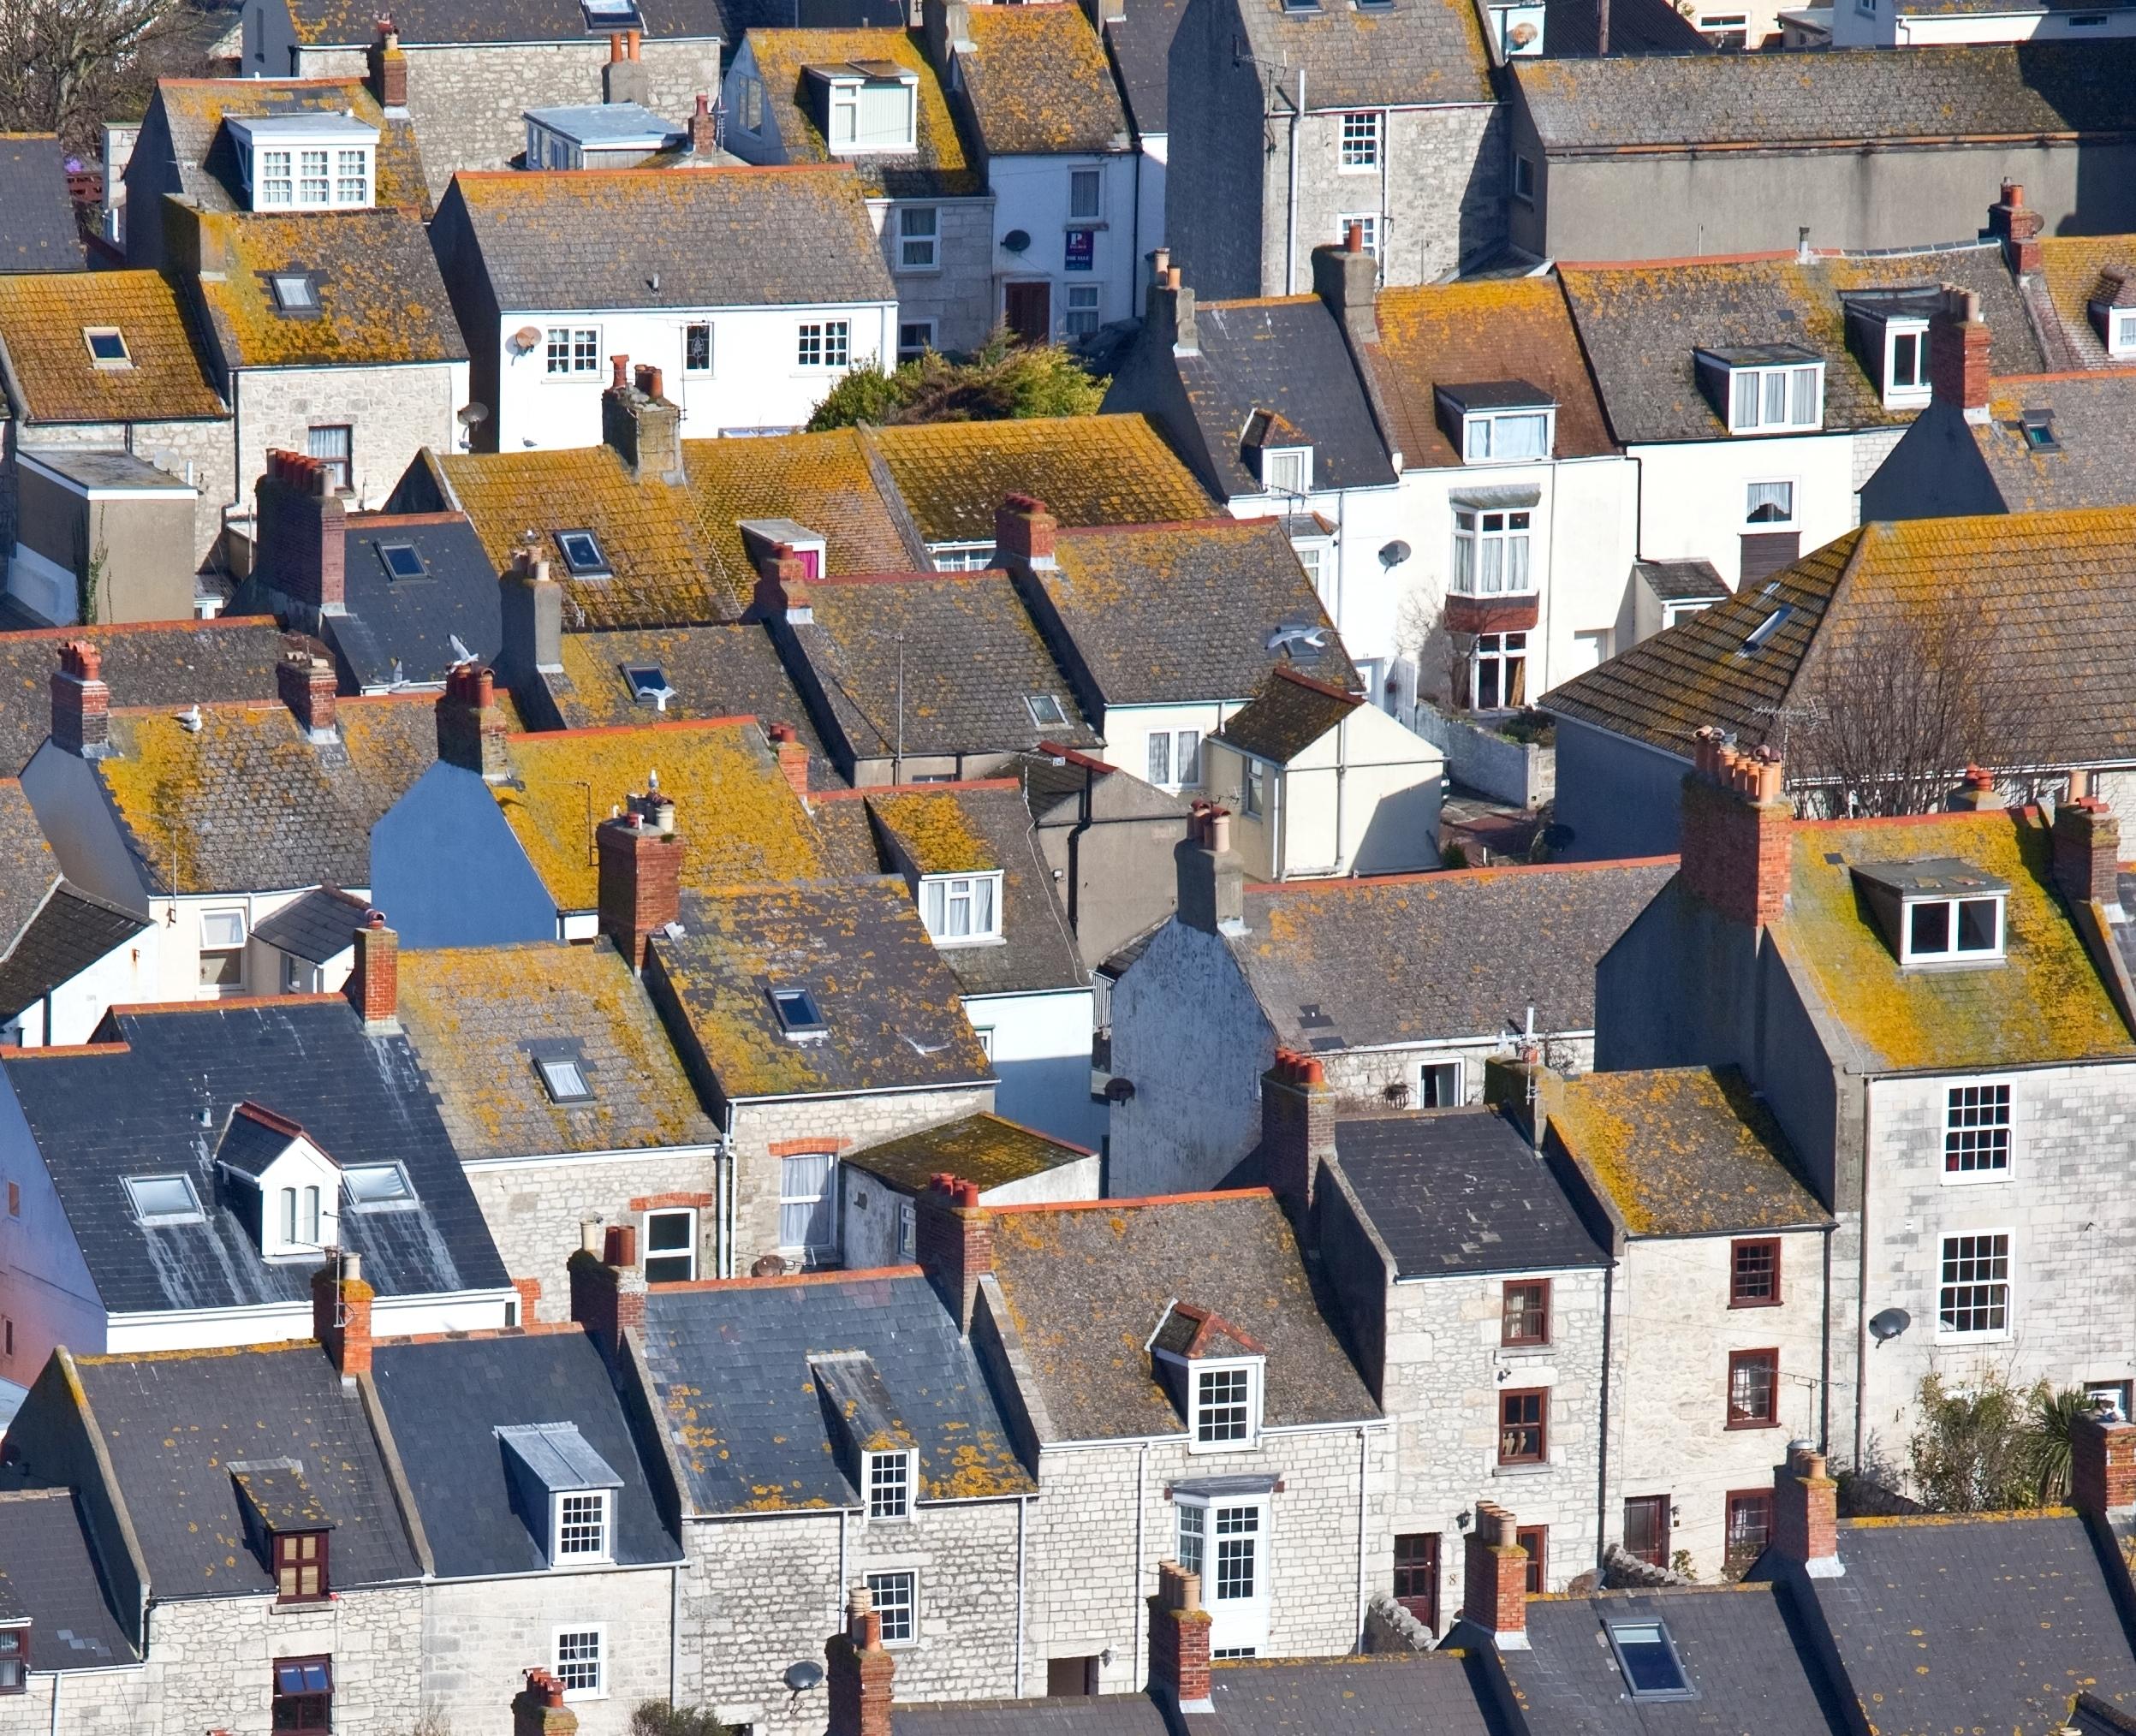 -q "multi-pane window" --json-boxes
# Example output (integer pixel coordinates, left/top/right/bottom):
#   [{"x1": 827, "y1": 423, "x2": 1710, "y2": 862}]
[
  {"x1": 1392, "y1": 1532, "x2": 1439, "y2": 1624},
  {"x1": 1498, "y1": 1388, "x2": 1545, "y2": 1464},
  {"x1": 684, "y1": 323, "x2": 712, "y2": 372},
  {"x1": 866, "y1": 1571, "x2": 915, "y2": 1644},
  {"x1": 1462, "y1": 412, "x2": 1550, "y2": 463},
  {"x1": 899, "y1": 205, "x2": 938, "y2": 270},
  {"x1": 1725, "y1": 1490, "x2": 1772, "y2": 1567},
  {"x1": 1939, "y1": 1233, "x2": 2010, "y2": 1335},
  {"x1": 1065, "y1": 284, "x2": 1101, "y2": 336},
  {"x1": 555, "y1": 1629, "x2": 603, "y2": 1697},
  {"x1": 1517, "y1": 1525, "x2": 1547, "y2": 1594},
  {"x1": 1340, "y1": 111, "x2": 1381, "y2": 169},
  {"x1": 306, "y1": 424, "x2": 352, "y2": 493},
  {"x1": 1730, "y1": 1238, "x2": 1780, "y2": 1306},
  {"x1": 1945, "y1": 1084, "x2": 2011, "y2": 1175},
  {"x1": 272, "y1": 1657, "x2": 332, "y2": 1730},
  {"x1": 1195, "y1": 1366, "x2": 1252, "y2": 1443},
  {"x1": 1214, "y1": 1505, "x2": 1259, "y2": 1601},
  {"x1": 1470, "y1": 632, "x2": 1526, "y2": 710},
  {"x1": 1502, "y1": 1280, "x2": 1550, "y2": 1347},
  {"x1": 1728, "y1": 364, "x2": 1822, "y2": 433},
  {"x1": 0, "y1": 1626, "x2": 21, "y2": 1693},
  {"x1": 556, "y1": 1490, "x2": 608, "y2": 1557},
  {"x1": 274, "y1": 1531, "x2": 327, "y2": 1601},
  {"x1": 278, "y1": 1185, "x2": 322, "y2": 1250},
  {"x1": 298, "y1": 149, "x2": 330, "y2": 203},
  {"x1": 1176, "y1": 1502, "x2": 1205, "y2": 1578},
  {"x1": 546, "y1": 327, "x2": 598, "y2": 375},
  {"x1": 868, "y1": 1450, "x2": 911, "y2": 1519},
  {"x1": 643, "y1": 1207, "x2": 696, "y2": 1282},
  {"x1": 921, "y1": 873, "x2": 1000, "y2": 942},
  {"x1": 1727, "y1": 1348, "x2": 1778, "y2": 1427},
  {"x1": 899, "y1": 321, "x2": 935, "y2": 363},
  {"x1": 259, "y1": 149, "x2": 294, "y2": 205},
  {"x1": 1146, "y1": 729, "x2": 1201, "y2": 788},
  {"x1": 797, "y1": 321, "x2": 851, "y2": 367},
  {"x1": 779, "y1": 1152, "x2": 837, "y2": 1256},
  {"x1": 334, "y1": 148, "x2": 367, "y2": 203},
  {"x1": 1451, "y1": 508, "x2": 1532, "y2": 593},
  {"x1": 1336, "y1": 213, "x2": 1377, "y2": 257}
]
